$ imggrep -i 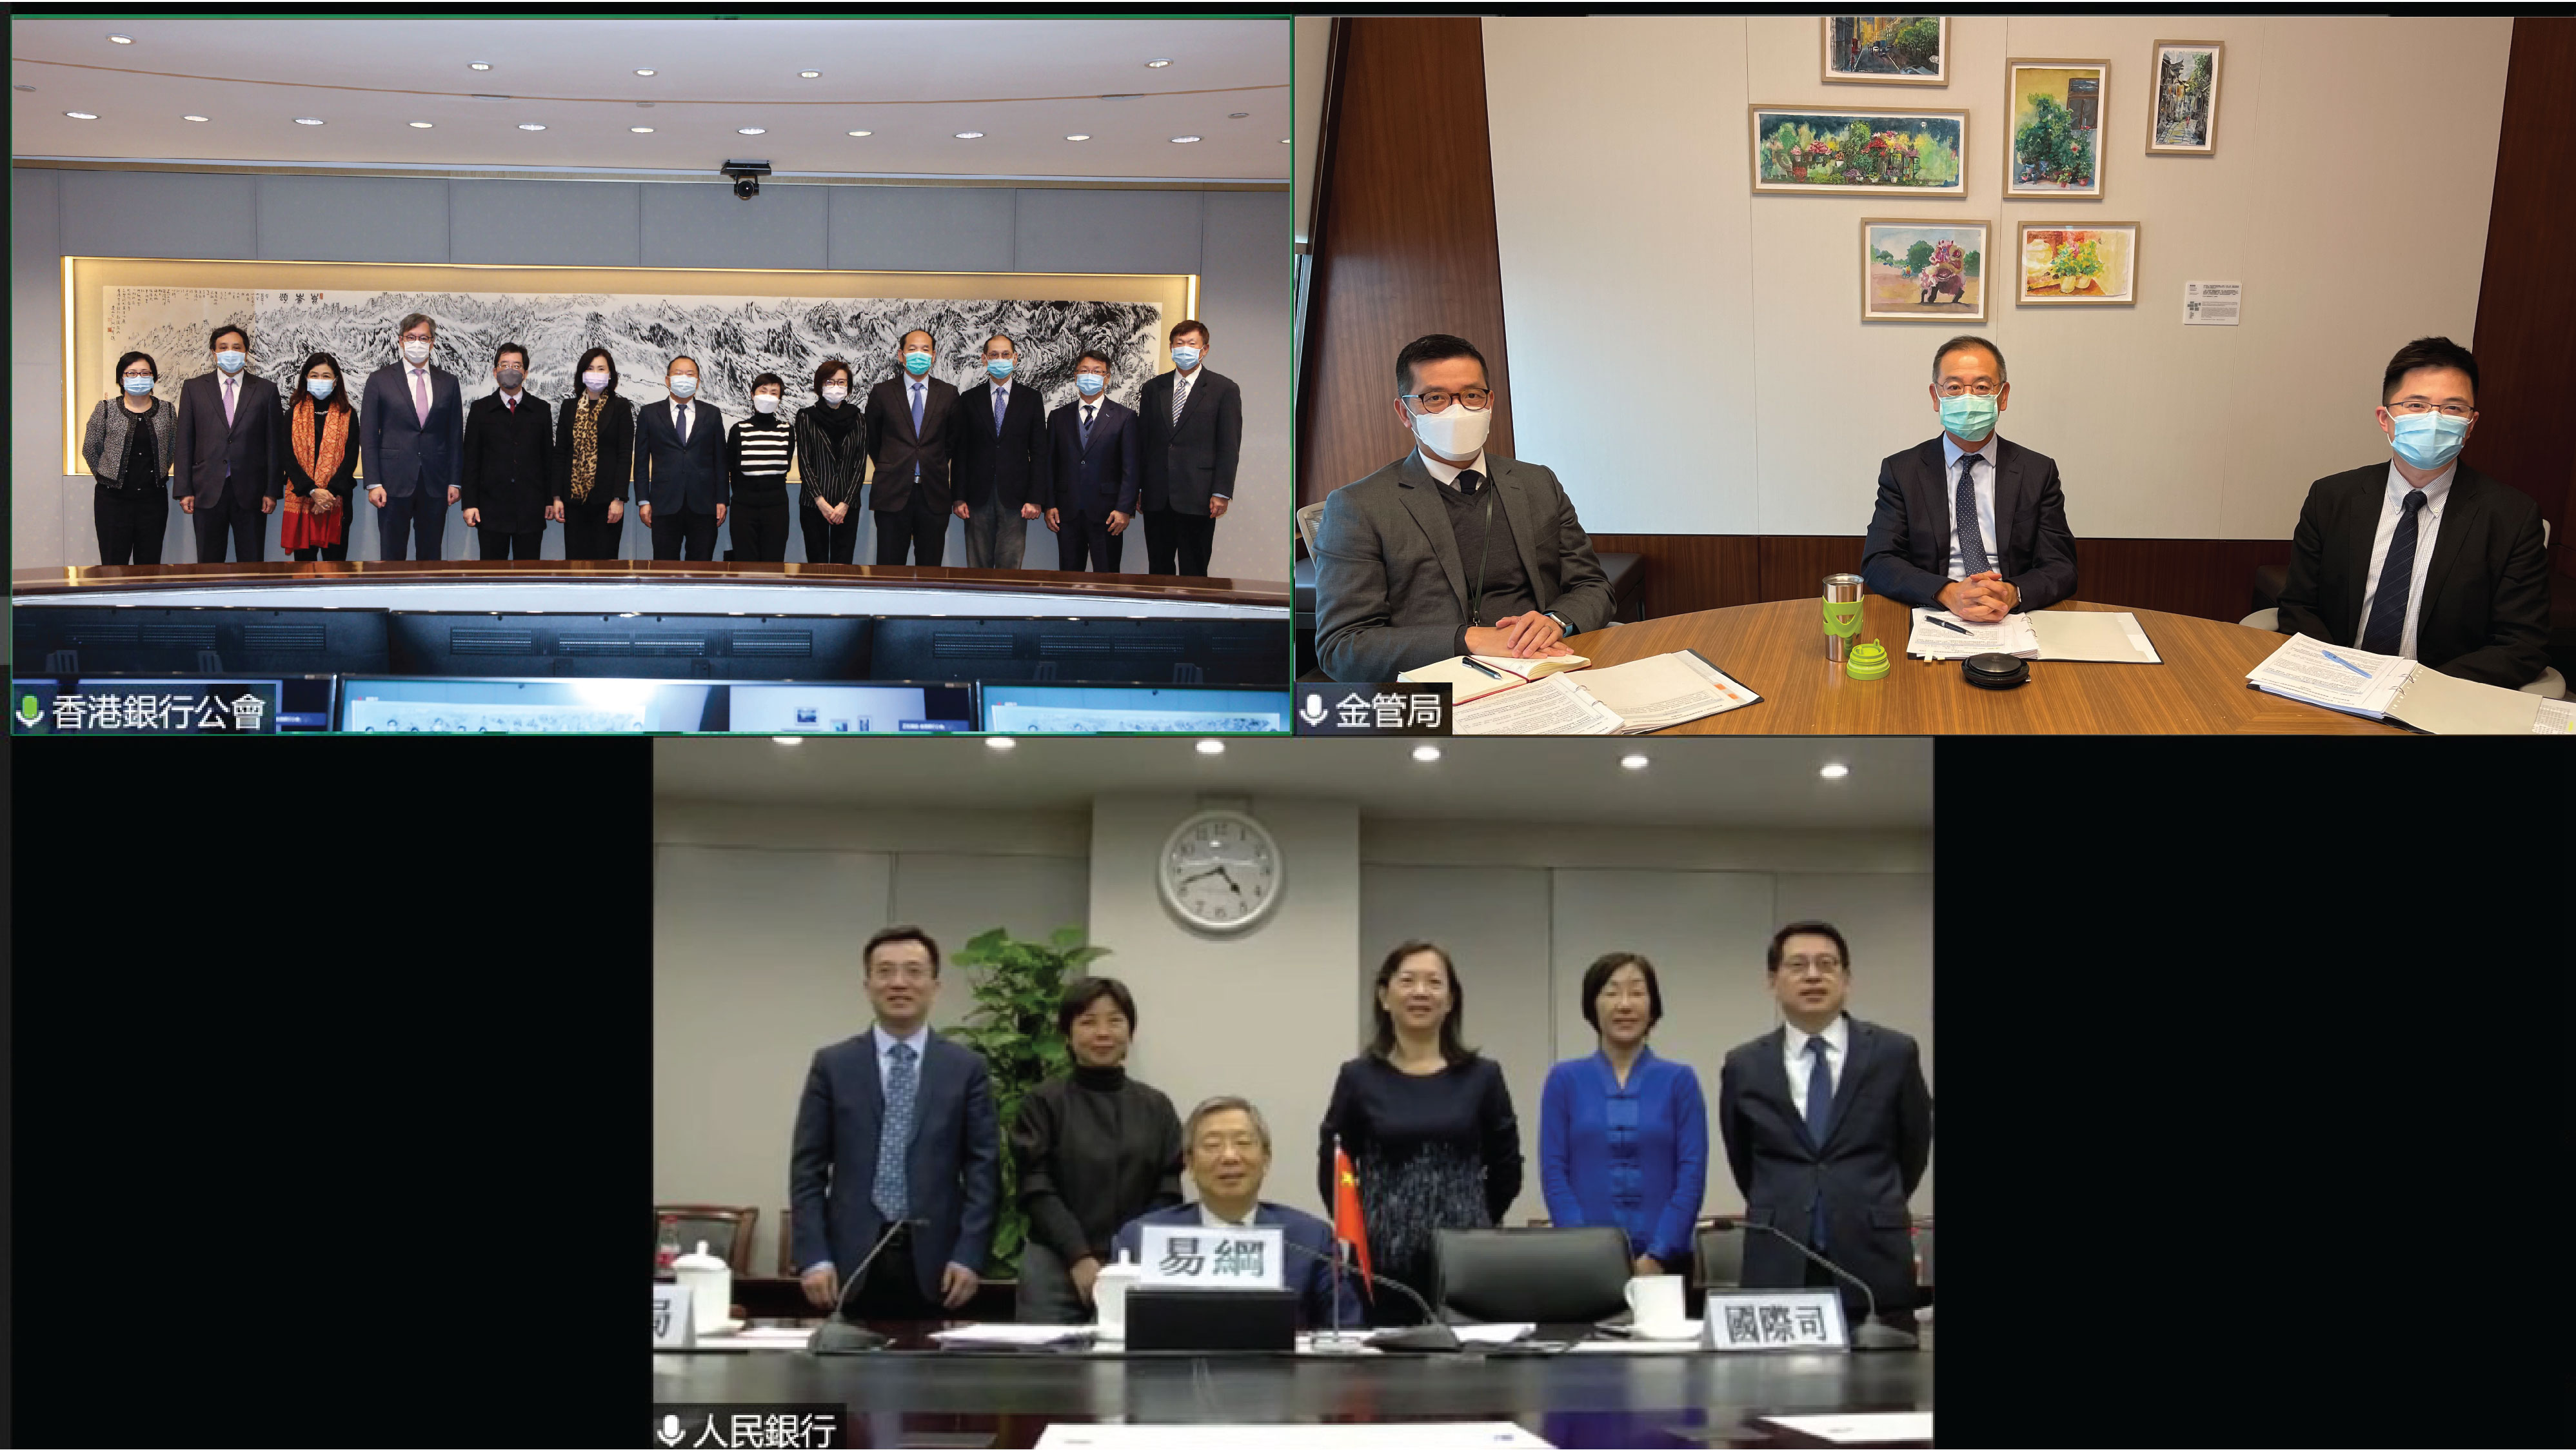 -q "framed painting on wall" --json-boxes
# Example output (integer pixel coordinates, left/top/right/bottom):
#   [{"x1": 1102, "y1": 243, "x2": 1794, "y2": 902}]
[
  {"x1": 1822, "y1": 17, "x2": 1948, "y2": 85},
  {"x1": 1861, "y1": 219, "x2": 1990, "y2": 323},
  {"x1": 2016, "y1": 221, "x2": 2139, "y2": 305},
  {"x1": 2146, "y1": 40, "x2": 2223, "y2": 155},
  {"x1": 2005, "y1": 59, "x2": 2110, "y2": 199},
  {"x1": 1750, "y1": 104, "x2": 1969, "y2": 197}
]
